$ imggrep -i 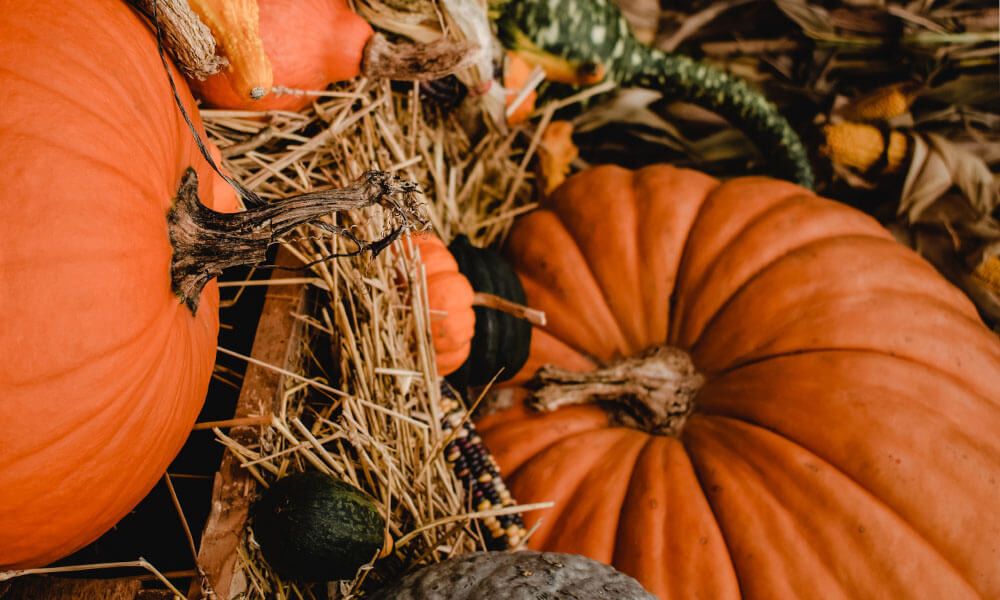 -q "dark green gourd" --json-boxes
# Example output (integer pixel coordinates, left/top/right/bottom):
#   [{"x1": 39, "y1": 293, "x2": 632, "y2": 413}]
[
  {"x1": 494, "y1": 0, "x2": 815, "y2": 189},
  {"x1": 446, "y1": 235, "x2": 532, "y2": 389},
  {"x1": 251, "y1": 472, "x2": 388, "y2": 582}
]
